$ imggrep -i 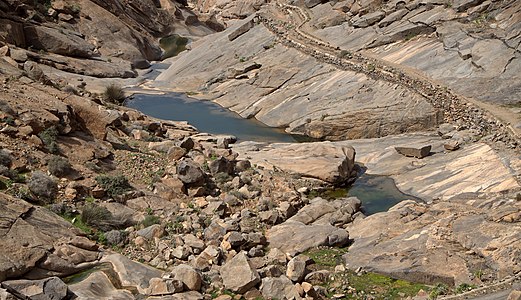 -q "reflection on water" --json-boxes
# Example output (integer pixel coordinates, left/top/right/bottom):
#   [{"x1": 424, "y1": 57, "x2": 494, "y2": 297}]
[
  {"x1": 125, "y1": 93, "x2": 298, "y2": 143},
  {"x1": 348, "y1": 174, "x2": 421, "y2": 215}
]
